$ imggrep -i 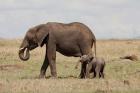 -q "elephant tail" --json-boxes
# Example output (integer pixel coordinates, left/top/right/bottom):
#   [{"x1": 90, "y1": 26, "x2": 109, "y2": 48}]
[
  {"x1": 94, "y1": 40, "x2": 96, "y2": 57},
  {"x1": 92, "y1": 38, "x2": 96, "y2": 57}
]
